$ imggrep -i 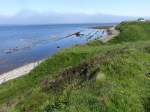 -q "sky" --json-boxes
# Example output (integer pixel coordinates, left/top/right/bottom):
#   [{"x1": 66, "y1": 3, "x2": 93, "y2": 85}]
[{"x1": 0, "y1": 0, "x2": 150, "y2": 24}]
